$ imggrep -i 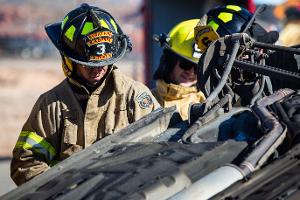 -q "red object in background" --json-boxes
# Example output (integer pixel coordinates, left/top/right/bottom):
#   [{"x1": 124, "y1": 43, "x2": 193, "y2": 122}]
[
  {"x1": 247, "y1": 0, "x2": 256, "y2": 13},
  {"x1": 142, "y1": 0, "x2": 152, "y2": 86}
]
